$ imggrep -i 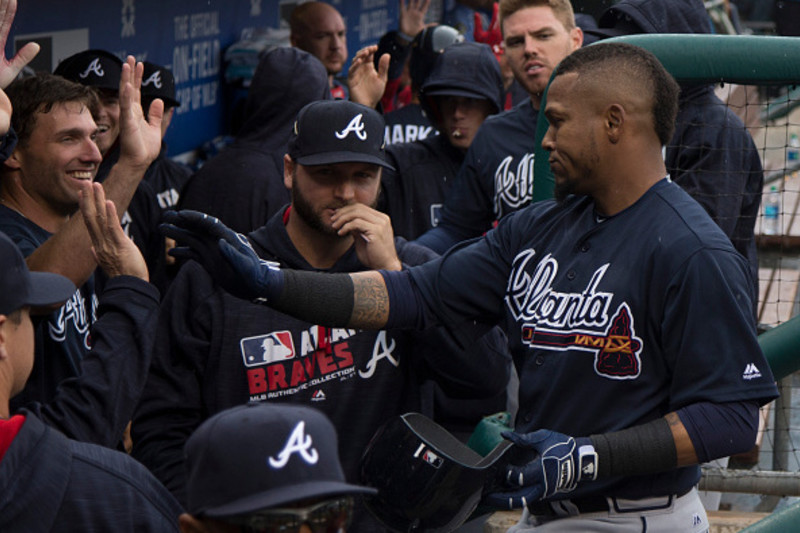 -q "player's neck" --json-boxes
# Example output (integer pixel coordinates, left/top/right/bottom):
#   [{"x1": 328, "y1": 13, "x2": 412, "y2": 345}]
[{"x1": 0, "y1": 175, "x2": 70, "y2": 233}]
